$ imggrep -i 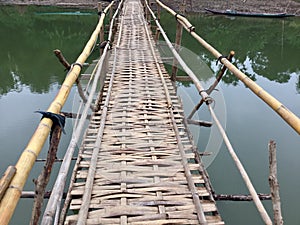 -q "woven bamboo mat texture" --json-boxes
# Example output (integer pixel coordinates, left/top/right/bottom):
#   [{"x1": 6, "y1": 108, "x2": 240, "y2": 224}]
[{"x1": 64, "y1": 0, "x2": 224, "y2": 224}]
